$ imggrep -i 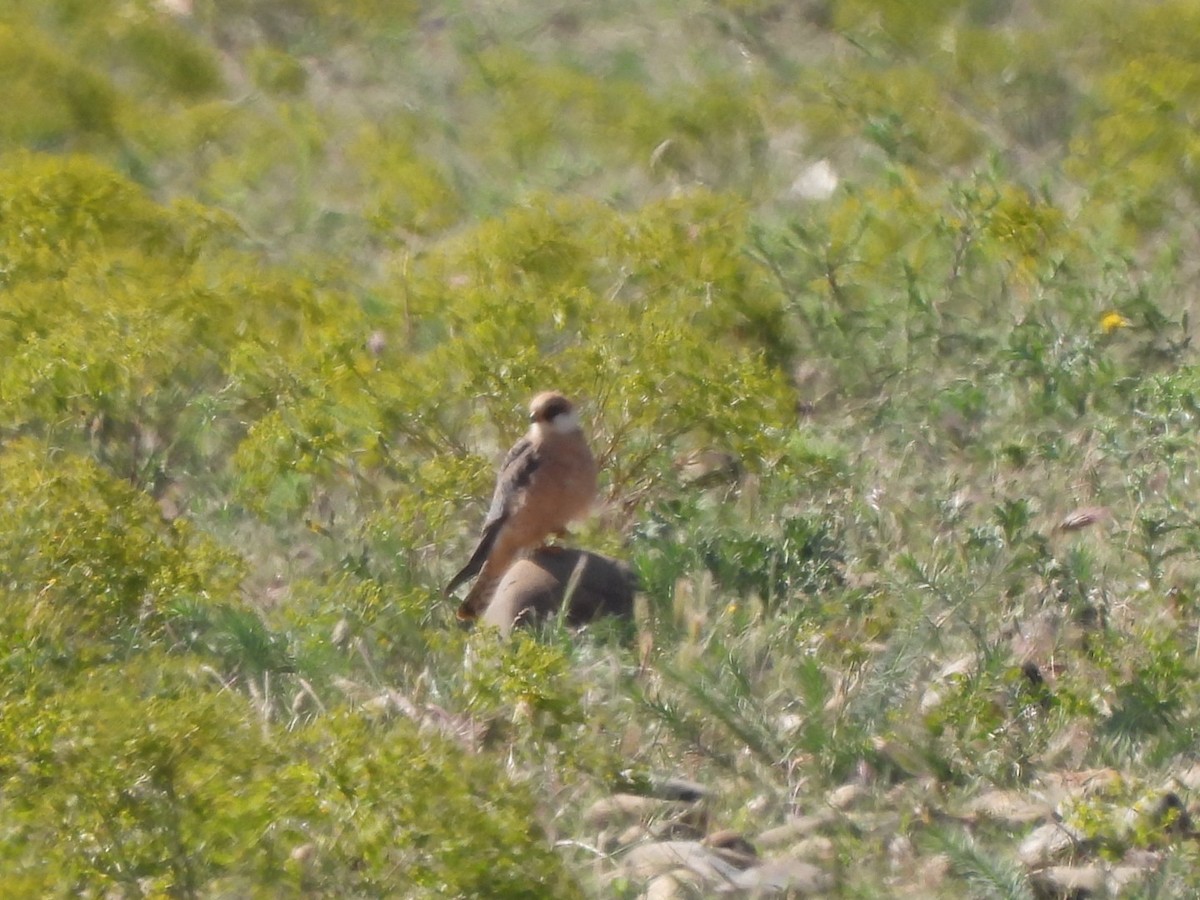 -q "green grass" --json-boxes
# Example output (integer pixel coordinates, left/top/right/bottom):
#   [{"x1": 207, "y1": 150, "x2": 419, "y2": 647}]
[{"x1": 2, "y1": 0, "x2": 1200, "y2": 895}]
